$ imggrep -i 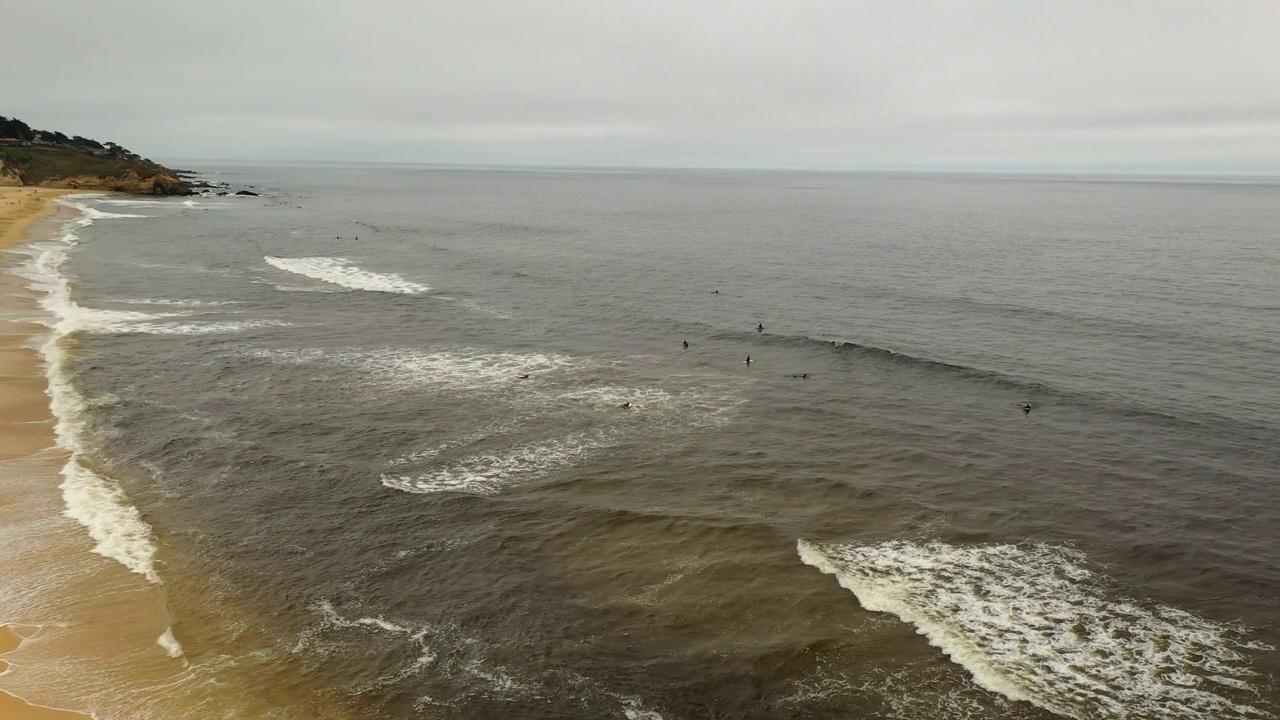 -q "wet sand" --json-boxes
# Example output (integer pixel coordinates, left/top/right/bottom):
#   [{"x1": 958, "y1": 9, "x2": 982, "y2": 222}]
[{"x1": 0, "y1": 187, "x2": 94, "y2": 720}]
